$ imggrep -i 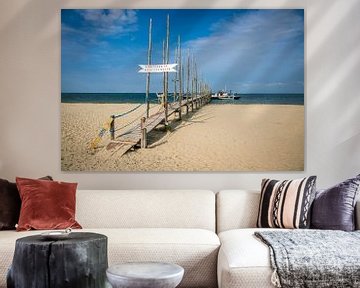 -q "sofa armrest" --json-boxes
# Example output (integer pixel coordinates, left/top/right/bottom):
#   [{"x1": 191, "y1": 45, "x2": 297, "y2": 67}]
[{"x1": 356, "y1": 200, "x2": 360, "y2": 230}]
